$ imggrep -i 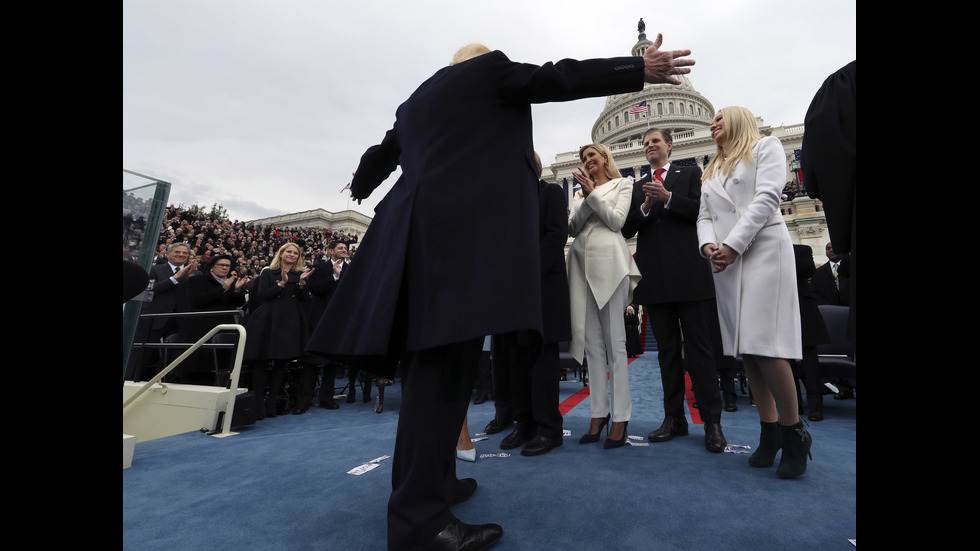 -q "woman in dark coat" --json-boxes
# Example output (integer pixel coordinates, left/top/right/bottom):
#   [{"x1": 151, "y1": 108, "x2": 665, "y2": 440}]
[
  {"x1": 243, "y1": 242, "x2": 313, "y2": 418},
  {"x1": 178, "y1": 254, "x2": 249, "y2": 384}
]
